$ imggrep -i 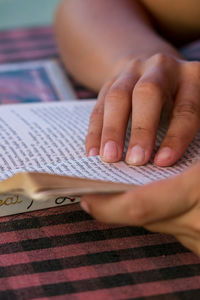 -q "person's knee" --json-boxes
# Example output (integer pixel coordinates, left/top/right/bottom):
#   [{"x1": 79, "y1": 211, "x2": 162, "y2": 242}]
[{"x1": 54, "y1": 0, "x2": 68, "y2": 35}]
